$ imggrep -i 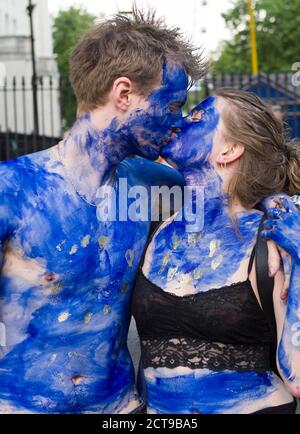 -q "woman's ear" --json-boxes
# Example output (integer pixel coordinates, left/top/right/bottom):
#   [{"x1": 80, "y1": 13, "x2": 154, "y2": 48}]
[
  {"x1": 112, "y1": 77, "x2": 132, "y2": 112},
  {"x1": 216, "y1": 143, "x2": 245, "y2": 165}
]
